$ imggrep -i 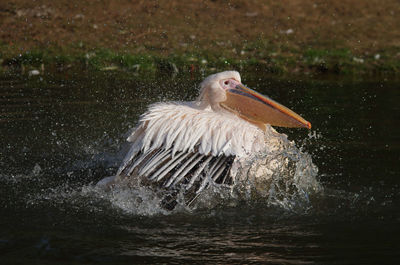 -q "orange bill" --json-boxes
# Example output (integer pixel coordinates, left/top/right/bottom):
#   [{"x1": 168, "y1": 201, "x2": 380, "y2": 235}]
[{"x1": 221, "y1": 84, "x2": 311, "y2": 129}]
